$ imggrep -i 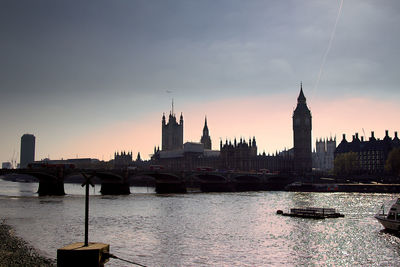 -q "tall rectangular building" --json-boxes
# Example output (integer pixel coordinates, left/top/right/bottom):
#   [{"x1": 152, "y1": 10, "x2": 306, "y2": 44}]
[
  {"x1": 20, "y1": 134, "x2": 35, "y2": 168},
  {"x1": 162, "y1": 111, "x2": 184, "y2": 151},
  {"x1": 292, "y1": 84, "x2": 312, "y2": 174}
]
